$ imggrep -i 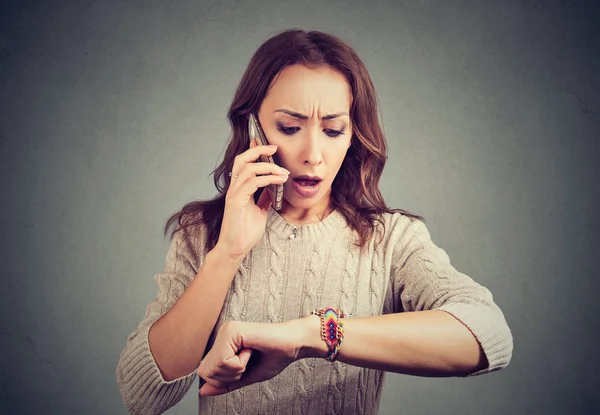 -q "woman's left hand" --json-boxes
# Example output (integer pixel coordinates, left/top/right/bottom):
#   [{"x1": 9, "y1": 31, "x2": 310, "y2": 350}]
[{"x1": 197, "y1": 319, "x2": 308, "y2": 396}]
